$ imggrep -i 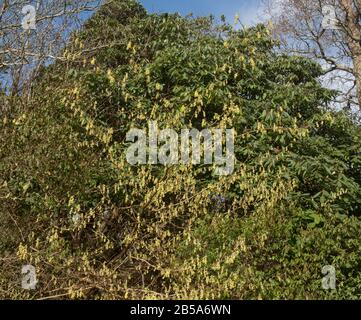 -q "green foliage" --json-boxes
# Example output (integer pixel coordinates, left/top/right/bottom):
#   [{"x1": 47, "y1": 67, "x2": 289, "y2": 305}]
[{"x1": 1, "y1": 0, "x2": 360, "y2": 299}]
